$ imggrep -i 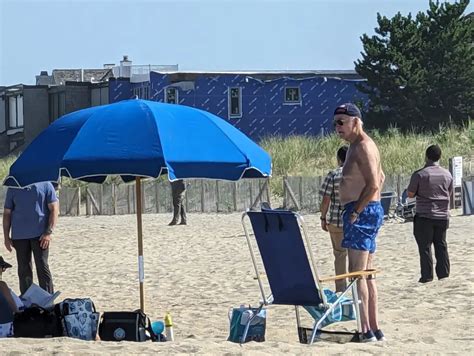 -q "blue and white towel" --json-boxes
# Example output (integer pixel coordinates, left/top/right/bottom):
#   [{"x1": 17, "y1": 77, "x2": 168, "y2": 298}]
[
  {"x1": 0, "y1": 322, "x2": 13, "y2": 338},
  {"x1": 304, "y1": 289, "x2": 356, "y2": 328}
]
